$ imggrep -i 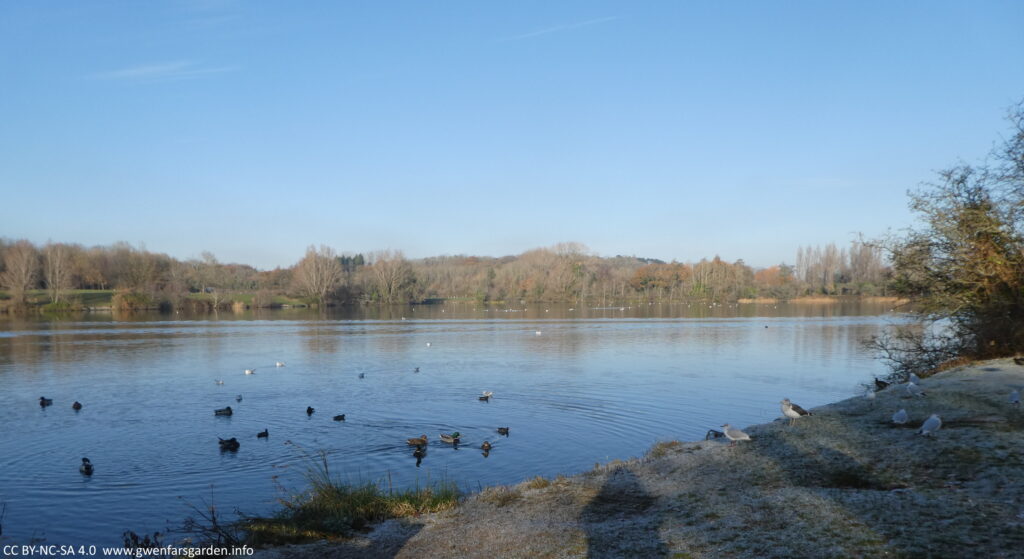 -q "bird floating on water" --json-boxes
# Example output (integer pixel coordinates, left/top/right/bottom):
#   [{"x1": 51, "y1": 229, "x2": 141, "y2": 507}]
[
  {"x1": 214, "y1": 380, "x2": 224, "y2": 385},
  {"x1": 413, "y1": 445, "x2": 426, "y2": 466},
  {"x1": 218, "y1": 437, "x2": 240, "y2": 451},
  {"x1": 1010, "y1": 390, "x2": 1021, "y2": 407},
  {"x1": 440, "y1": 432, "x2": 461, "y2": 444},
  {"x1": 358, "y1": 372, "x2": 365, "y2": 379},
  {"x1": 333, "y1": 414, "x2": 346, "y2": 421},
  {"x1": 244, "y1": 369, "x2": 255, "y2": 375},
  {"x1": 257, "y1": 429, "x2": 269, "y2": 438},
  {"x1": 906, "y1": 382, "x2": 926, "y2": 398},
  {"x1": 497, "y1": 427, "x2": 510, "y2": 436},
  {"x1": 721, "y1": 424, "x2": 751, "y2": 445},
  {"x1": 780, "y1": 398, "x2": 811, "y2": 425},
  {"x1": 214, "y1": 406, "x2": 233, "y2": 416},
  {"x1": 482, "y1": 391, "x2": 494, "y2": 398},
  {"x1": 413, "y1": 367, "x2": 420, "y2": 373},
  {"x1": 39, "y1": 397, "x2": 53, "y2": 407},
  {"x1": 235, "y1": 395, "x2": 243, "y2": 402},
  {"x1": 892, "y1": 409, "x2": 909, "y2": 425},
  {"x1": 481, "y1": 441, "x2": 492, "y2": 451},
  {"x1": 306, "y1": 406, "x2": 315, "y2": 416},
  {"x1": 407, "y1": 434, "x2": 428, "y2": 446},
  {"x1": 275, "y1": 362, "x2": 285, "y2": 367},
  {"x1": 72, "y1": 401, "x2": 82, "y2": 411},
  {"x1": 917, "y1": 414, "x2": 942, "y2": 436},
  {"x1": 79, "y1": 457, "x2": 94, "y2": 475},
  {"x1": 535, "y1": 331, "x2": 542, "y2": 336}
]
